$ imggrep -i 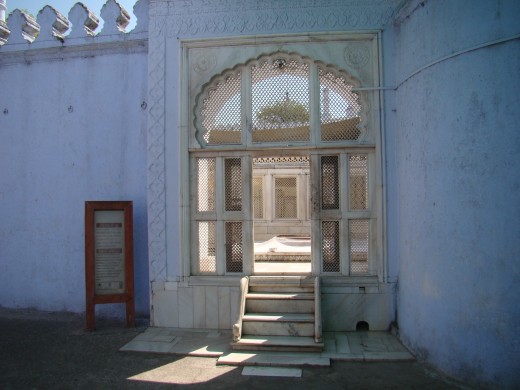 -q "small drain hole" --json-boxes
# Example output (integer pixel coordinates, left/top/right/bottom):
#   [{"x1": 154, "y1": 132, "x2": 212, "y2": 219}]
[{"x1": 356, "y1": 321, "x2": 370, "y2": 331}]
